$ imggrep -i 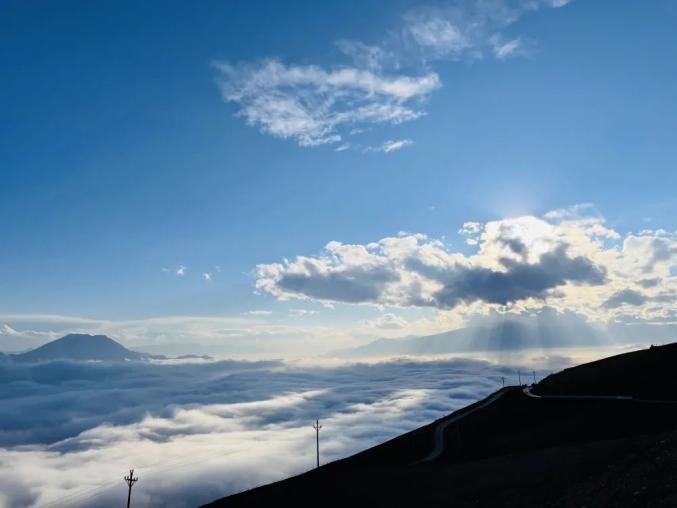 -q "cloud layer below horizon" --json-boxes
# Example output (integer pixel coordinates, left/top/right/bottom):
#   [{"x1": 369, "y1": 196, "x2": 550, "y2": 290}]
[{"x1": 0, "y1": 357, "x2": 516, "y2": 508}]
